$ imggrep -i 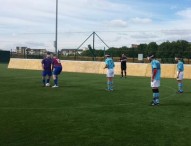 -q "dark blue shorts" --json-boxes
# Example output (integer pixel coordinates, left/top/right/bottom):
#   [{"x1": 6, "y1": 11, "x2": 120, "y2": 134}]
[
  {"x1": 42, "y1": 70, "x2": 52, "y2": 77},
  {"x1": 53, "y1": 66, "x2": 62, "y2": 75}
]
